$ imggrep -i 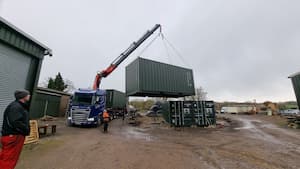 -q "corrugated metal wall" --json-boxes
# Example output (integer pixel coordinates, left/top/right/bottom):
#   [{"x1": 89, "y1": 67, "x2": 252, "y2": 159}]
[
  {"x1": 106, "y1": 90, "x2": 126, "y2": 109},
  {"x1": 126, "y1": 57, "x2": 195, "y2": 97},
  {"x1": 0, "y1": 18, "x2": 45, "y2": 58},
  {"x1": 0, "y1": 43, "x2": 32, "y2": 133},
  {"x1": 30, "y1": 93, "x2": 61, "y2": 119},
  {"x1": 126, "y1": 58, "x2": 140, "y2": 96},
  {"x1": 291, "y1": 74, "x2": 300, "y2": 108}
]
